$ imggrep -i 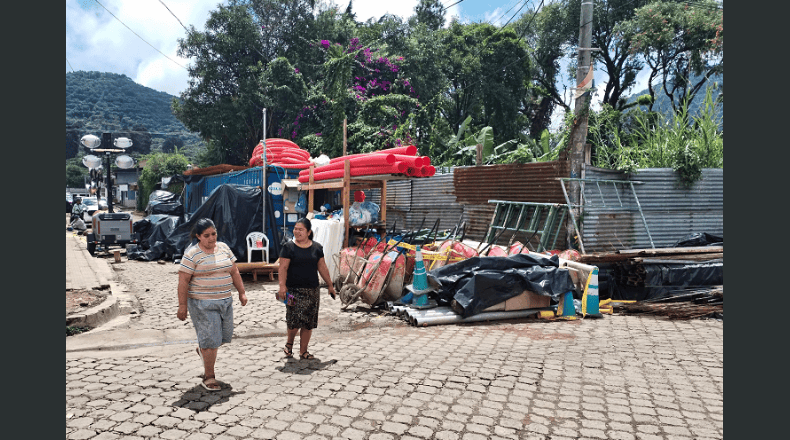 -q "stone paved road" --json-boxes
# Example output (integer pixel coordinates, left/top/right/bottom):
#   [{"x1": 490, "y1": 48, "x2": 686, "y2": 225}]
[{"x1": 67, "y1": 258, "x2": 723, "y2": 439}]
